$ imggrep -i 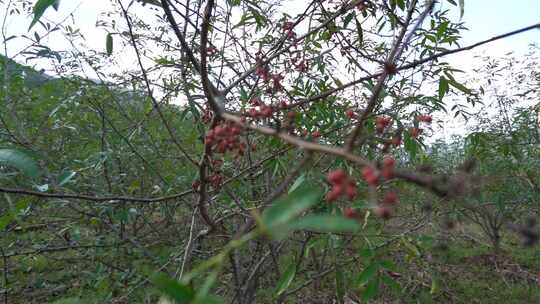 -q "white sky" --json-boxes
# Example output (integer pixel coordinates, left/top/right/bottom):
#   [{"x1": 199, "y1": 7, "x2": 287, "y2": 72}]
[{"x1": 1, "y1": 0, "x2": 538, "y2": 142}]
